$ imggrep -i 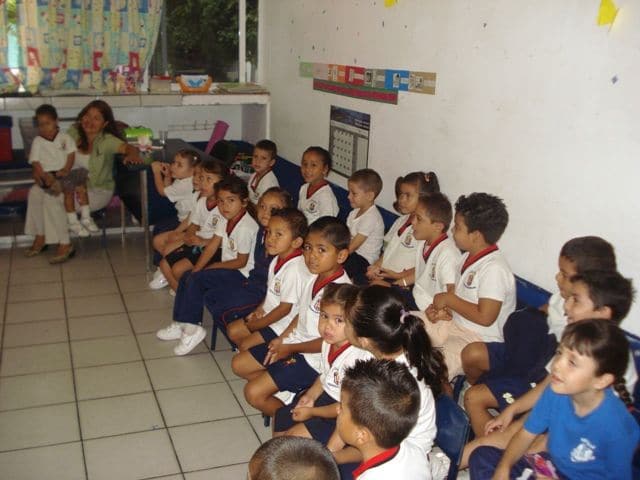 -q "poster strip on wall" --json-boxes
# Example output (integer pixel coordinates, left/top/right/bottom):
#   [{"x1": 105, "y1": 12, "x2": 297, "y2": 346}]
[
  {"x1": 384, "y1": 70, "x2": 410, "y2": 91},
  {"x1": 313, "y1": 79, "x2": 398, "y2": 104},
  {"x1": 408, "y1": 71, "x2": 437, "y2": 94}
]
